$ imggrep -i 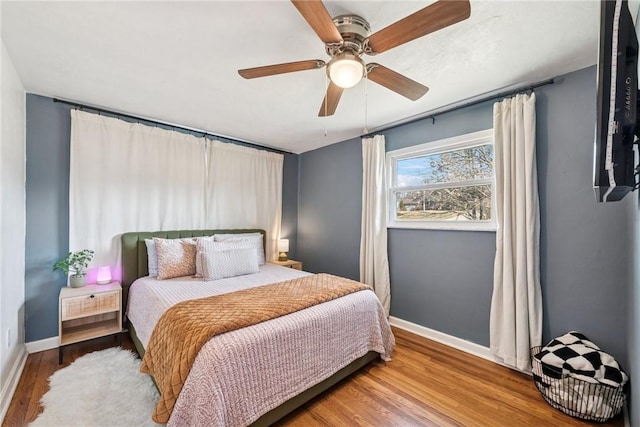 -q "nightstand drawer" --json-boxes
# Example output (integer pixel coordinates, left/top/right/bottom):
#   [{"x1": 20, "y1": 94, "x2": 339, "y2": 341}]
[{"x1": 62, "y1": 290, "x2": 120, "y2": 320}]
